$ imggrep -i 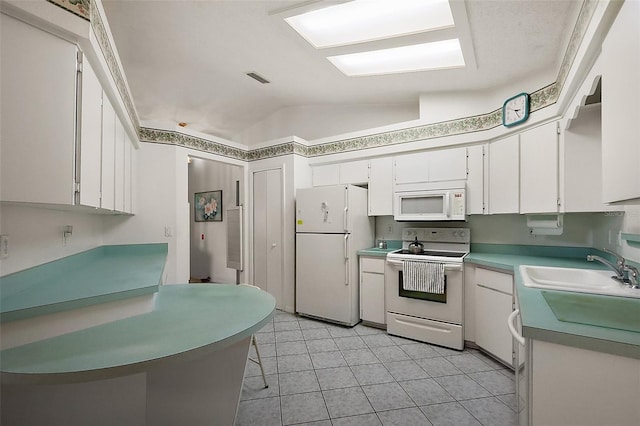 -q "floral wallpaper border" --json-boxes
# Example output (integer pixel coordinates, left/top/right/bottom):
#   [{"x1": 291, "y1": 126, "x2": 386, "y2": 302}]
[
  {"x1": 139, "y1": 128, "x2": 249, "y2": 161},
  {"x1": 88, "y1": 0, "x2": 595, "y2": 162},
  {"x1": 46, "y1": 0, "x2": 90, "y2": 21},
  {"x1": 89, "y1": 1, "x2": 140, "y2": 131}
]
